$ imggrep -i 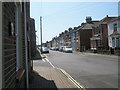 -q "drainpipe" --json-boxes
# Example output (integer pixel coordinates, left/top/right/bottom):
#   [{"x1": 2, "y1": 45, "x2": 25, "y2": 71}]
[
  {"x1": 15, "y1": 3, "x2": 19, "y2": 71},
  {"x1": 24, "y1": 1, "x2": 29, "y2": 88}
]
